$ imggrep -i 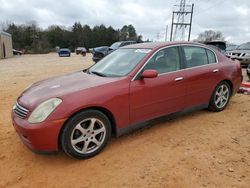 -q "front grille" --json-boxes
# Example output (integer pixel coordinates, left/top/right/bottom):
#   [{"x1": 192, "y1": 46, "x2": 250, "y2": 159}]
[
  {"x1": 13, "y1": 102, "x2": 29, "y2": 118},
  {"x1": 231, "y1": 53, "x2": 246, "y2": 57},
  {"x1": 232, "y1": 53, "x2": 241, "y2": 56},
  {"x1": 94, "y1": 52, "x2": 104, "y2": 58}
]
